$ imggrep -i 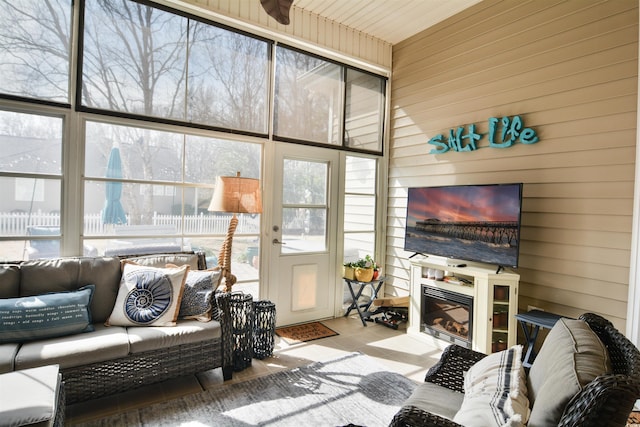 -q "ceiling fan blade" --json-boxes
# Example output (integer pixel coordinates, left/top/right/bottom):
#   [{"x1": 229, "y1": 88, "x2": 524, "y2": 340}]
[{"x1": 260, "y1": 0, "x2": 293, "y2": 25}]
